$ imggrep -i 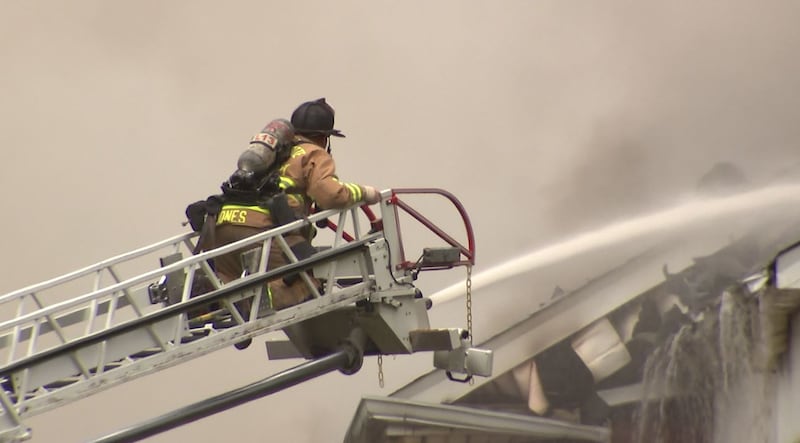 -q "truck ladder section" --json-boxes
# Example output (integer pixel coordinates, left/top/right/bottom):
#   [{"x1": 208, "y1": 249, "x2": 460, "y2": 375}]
[{"x1": 0, "y1": 188, "x2": 487, "y2": 442}]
